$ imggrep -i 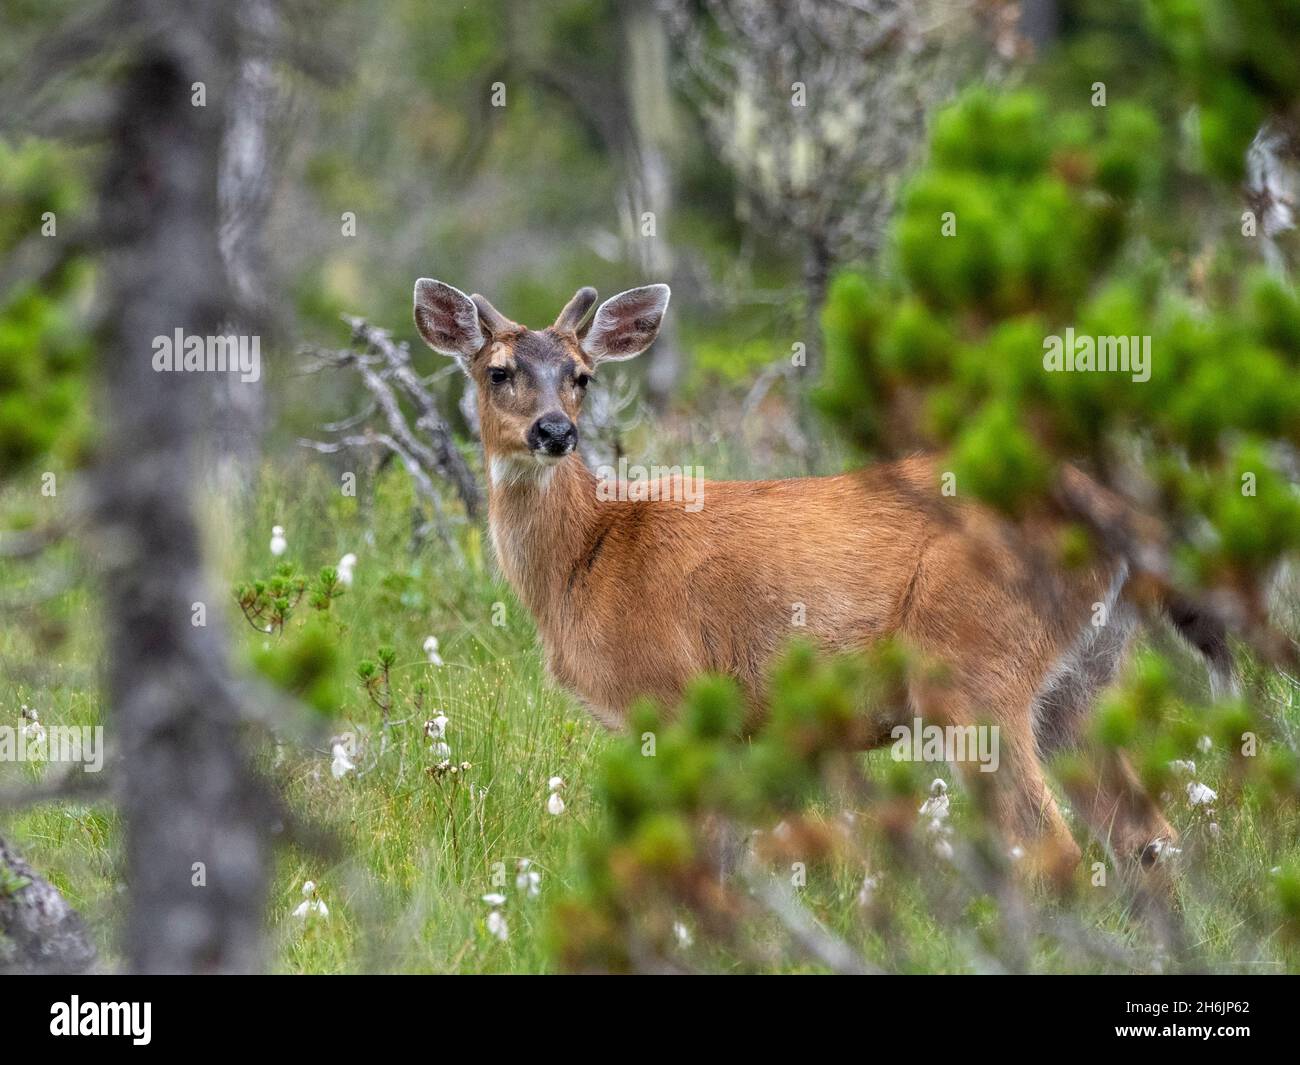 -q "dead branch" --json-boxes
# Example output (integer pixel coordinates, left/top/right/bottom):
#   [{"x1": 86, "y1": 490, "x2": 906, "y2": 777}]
[
  {"x1": 0, "y1": 497, "x2": 90, "y2": 559},
  {"x1": 740, "y1": 861, "x2": 884, "y2": 974},
  {"x1": 299, "y1": 316, "x2": 482, "y2": 540},
  {"x1": 342, "y1": 315, "x2": 482, "y2": 517},
  {"x1": 0, "y1": 768, "x2": 114, "y2": 813}
]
